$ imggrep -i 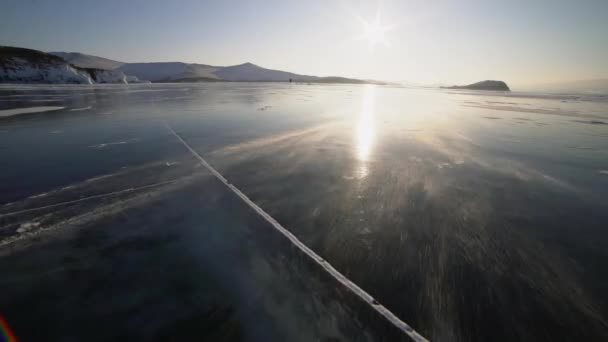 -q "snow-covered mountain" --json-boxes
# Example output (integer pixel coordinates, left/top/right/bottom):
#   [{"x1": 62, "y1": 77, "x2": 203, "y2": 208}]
[
  {"x1": 49, "y1": 52, "x2": 124, "y2": 70},
  {"x1": 43, "y1": 51, "x2": 326, "y2": 82},
  {"x1": 214, "y1": 62, "x2": 304, "y2": 81},
  {"x1": 49, "y1": 50, "x2": 368, "y2": 83},
  {"x1": 117, "y1": 62, "x2": 220, "y2": 82},
  {"x1": 2, "y1": 46, "x2": 371, "y2": 84},
  {"x1": 116, "y1": 61, "x2": 366, "y2": 83},
  {"x1": 116, "y1": 61, "x2": 314, "y2": 83}
]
